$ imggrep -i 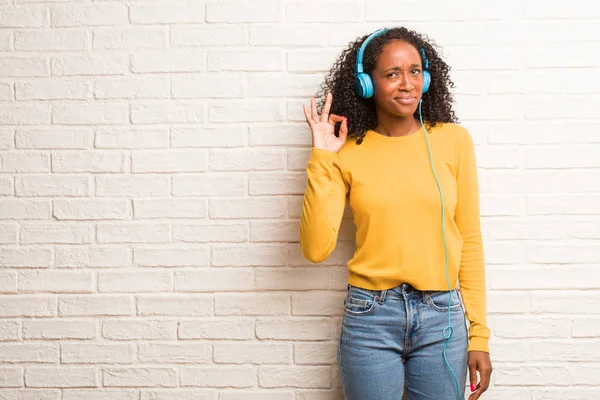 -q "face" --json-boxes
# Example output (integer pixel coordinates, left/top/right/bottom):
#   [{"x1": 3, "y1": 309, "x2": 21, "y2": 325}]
[{"x1": 371, "y1": 40, "x2": 424, "y2": 117}]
